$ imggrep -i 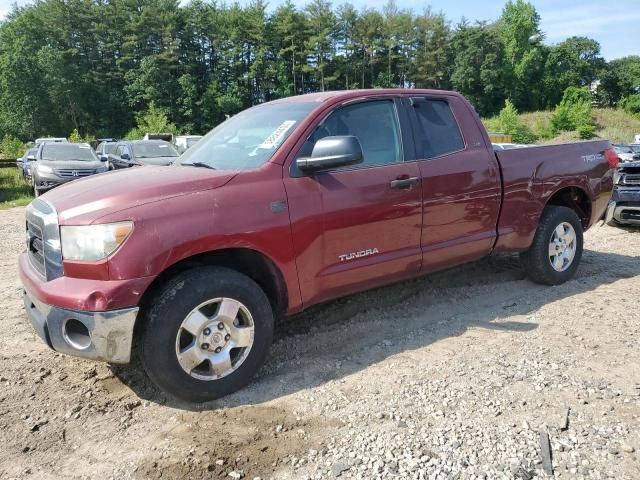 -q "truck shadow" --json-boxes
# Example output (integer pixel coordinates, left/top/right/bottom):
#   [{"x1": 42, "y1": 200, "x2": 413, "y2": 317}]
[{"x1": 111, "y1": 247, "x2": 637, "y2": 410}]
